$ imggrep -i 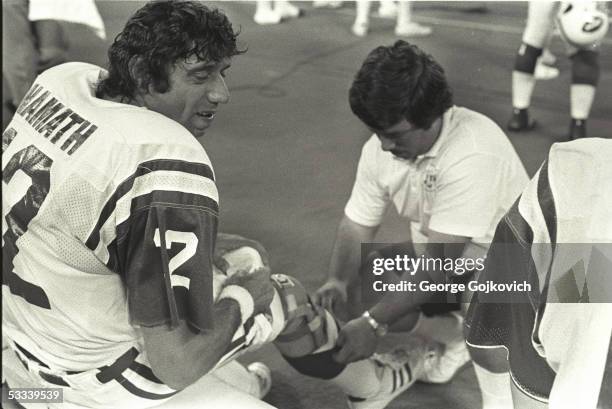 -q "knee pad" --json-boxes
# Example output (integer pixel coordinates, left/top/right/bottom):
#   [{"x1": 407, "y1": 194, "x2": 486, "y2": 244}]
[
  {"x1": 270, "y1": 274, "x2": 330, "y2": 358},
  {"x1": 571, "y1": 49, "x2": 600, "y2": 86},
  {"x1": 514, "y1": 43, "x2": 543, "y2": 74},
  {"x1": 271, "y1": 274, "x2": 346, "y2": 379}
]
